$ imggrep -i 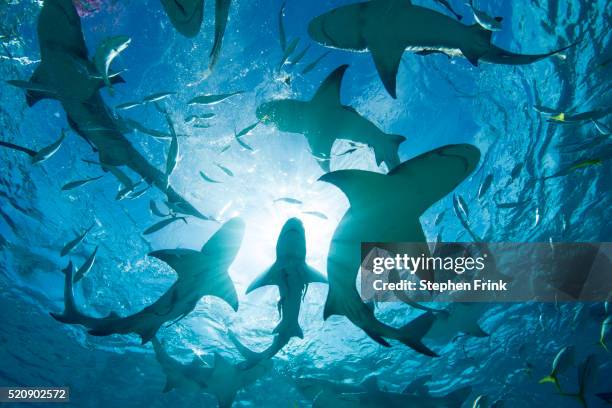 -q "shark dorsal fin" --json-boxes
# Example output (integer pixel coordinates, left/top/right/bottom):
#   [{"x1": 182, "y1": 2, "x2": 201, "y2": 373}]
[{"x1": 311, "y1": 65, "x2": 349, "y2": 106}]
